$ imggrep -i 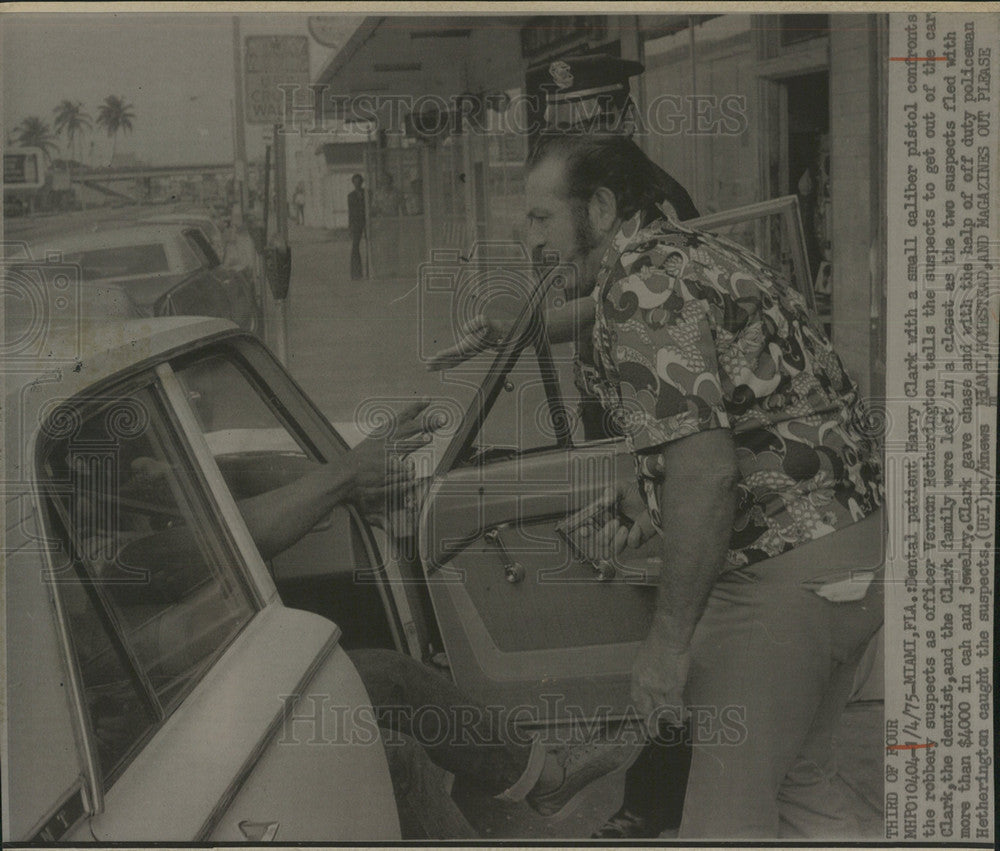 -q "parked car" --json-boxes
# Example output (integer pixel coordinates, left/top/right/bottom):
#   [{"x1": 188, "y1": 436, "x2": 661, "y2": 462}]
[
  {"x1": 4, "y1": 318, "x2": 399, "y2": 842},
  {"x1": 137, "y1": 210, "x2": 228, "y2": 261},
  {"x1": 133, "y1": 208, "x2": 263, "y2": 300},
  {"x1": 27, "y1": 223, "x2": 262, "y2": 334}
]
